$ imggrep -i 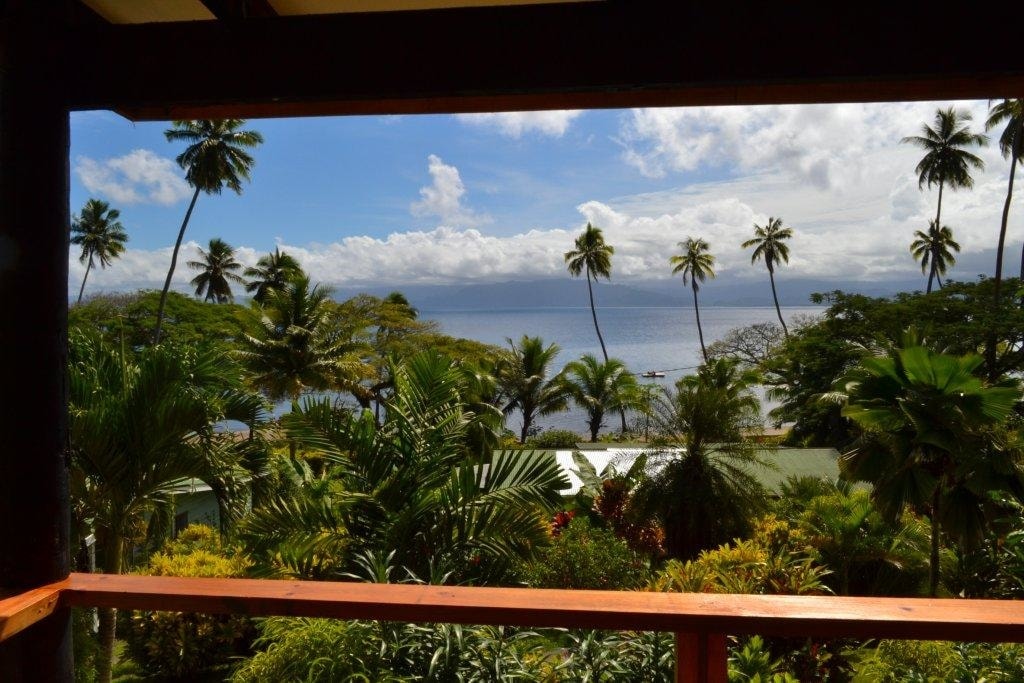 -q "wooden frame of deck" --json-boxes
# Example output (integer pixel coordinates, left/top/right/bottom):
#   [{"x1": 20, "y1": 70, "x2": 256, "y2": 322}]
[{"x1": 2, "y1": 1, "x2": 1024, "y2": 680}]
